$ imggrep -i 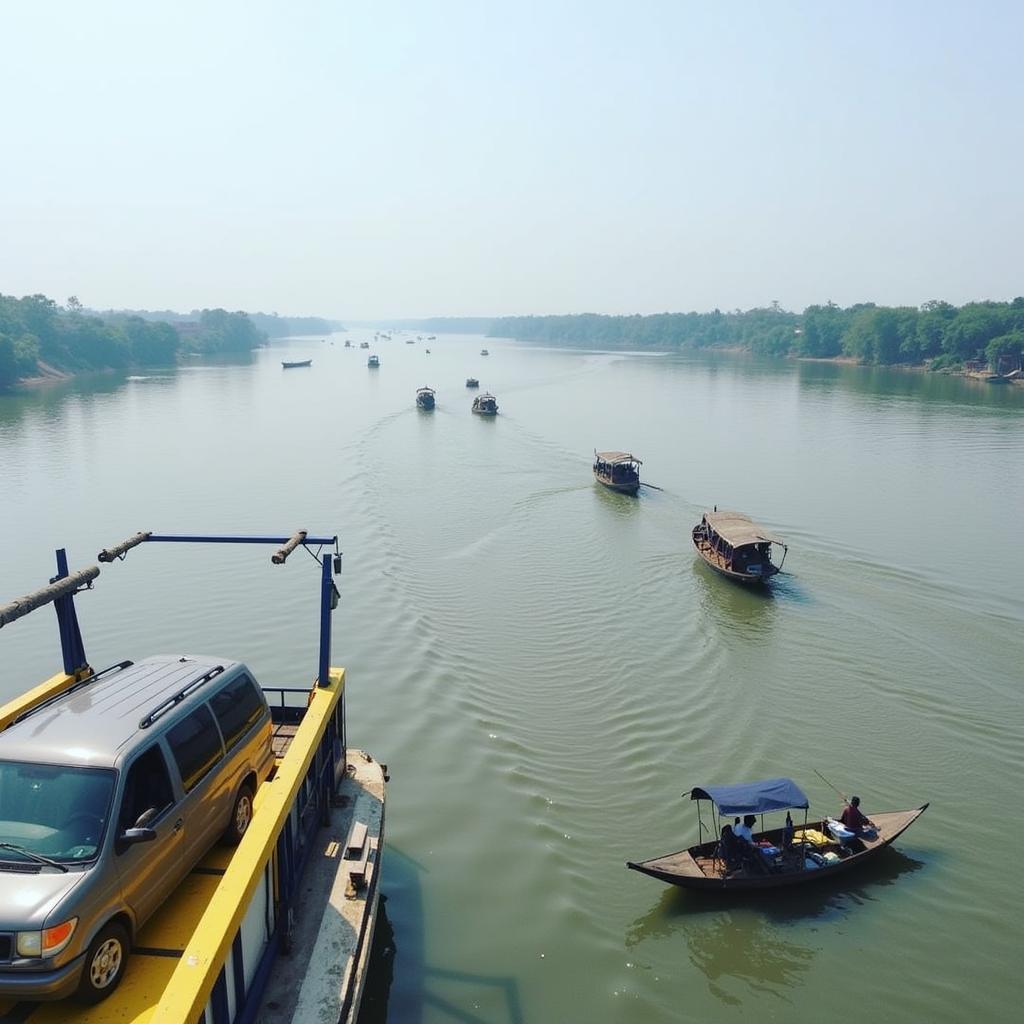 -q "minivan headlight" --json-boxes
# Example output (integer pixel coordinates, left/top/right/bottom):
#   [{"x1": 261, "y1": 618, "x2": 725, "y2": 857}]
[{"x1": 16, "y1": 918, "x2": 78, "y2": 958}]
